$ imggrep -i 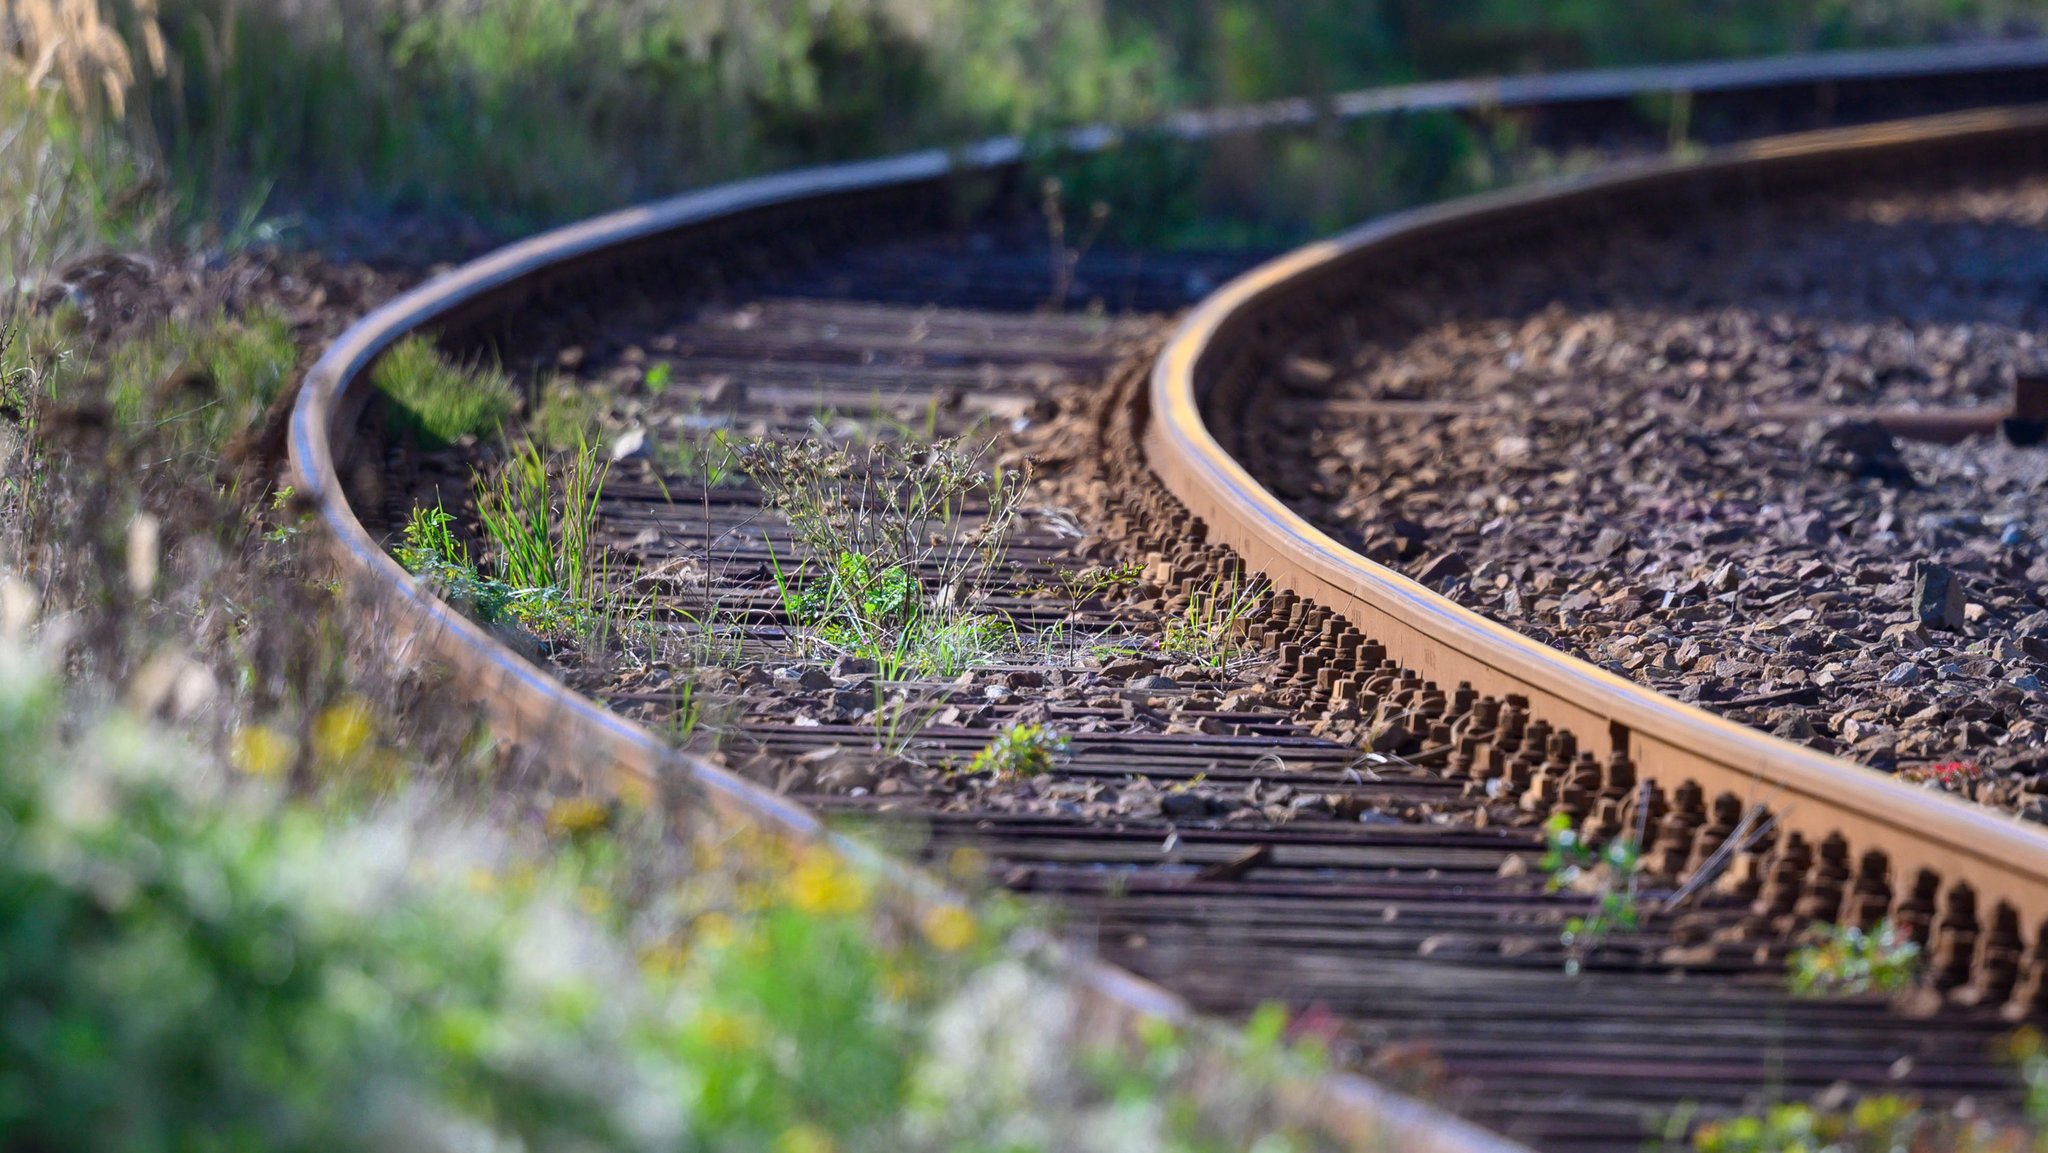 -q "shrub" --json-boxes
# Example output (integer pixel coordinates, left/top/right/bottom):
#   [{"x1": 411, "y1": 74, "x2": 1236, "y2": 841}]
[{"x1": 0, "y1": 645, "x2": 681, "y2": 1152}]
